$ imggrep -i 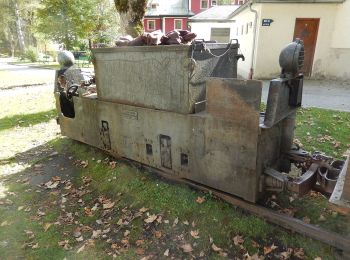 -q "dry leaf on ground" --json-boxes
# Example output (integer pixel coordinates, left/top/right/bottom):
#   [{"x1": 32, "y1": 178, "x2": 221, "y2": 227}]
[
  {"x1": 102, "y1": 201, "x2": 115, "y2": 210},
  {"x1": 180, "y1": 243, "x2": 193, "y2": 253},
  {"x1": 144, "y1": 214, "x2": 157, "y2": 223},
  {"x1": 172, "y1": 217, "x2": 179, "y2": 227},
  {"x1": 233, "y1": 235, "x2": 244, "y2": 245},
  {"x1": 139, "y1": 207, "x2": 148, "y2": 213},
  {"x1": 43, "y1": 223, "x2": 52, "y2": 232},
  {"x1": 212, "y1": 243, "x2": 223, "y2": 252},
  {"x1": 294, "y1": 248, "x2": 305, "y2": 259},
  {"x1": 154, "y1": 230, "x2": 162, "y2": 238},
  {"x1": 190, "y1": 230, "x2": 200, "y2": 239},
  {"x1": 164, "y1": 249, "x2": 169, "y2": 256},
  {"x1": 136, "y1": 247, "x2": 145, "y2": 255},
  {"x1": 264, "y1": 244, "x2": 278, "y2": 255},
  {"x1": 196, "y1": 196, "x2": 205, "y2": 204}
]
